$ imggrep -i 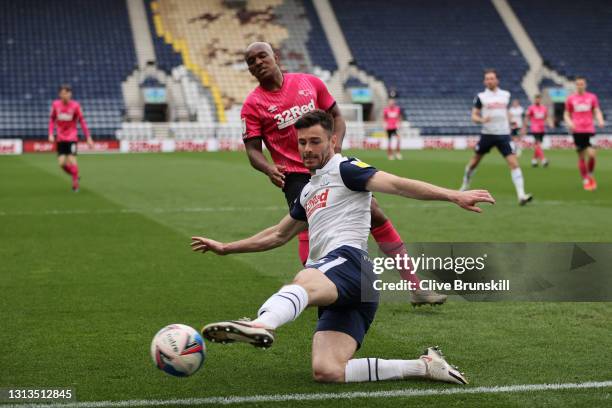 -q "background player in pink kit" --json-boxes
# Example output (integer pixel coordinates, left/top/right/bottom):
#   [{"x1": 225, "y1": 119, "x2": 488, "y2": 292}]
[
  {"x1": 523, "y1": 94, "x2": 553, "y2": 167},
  {"x1": 241, "y1": 42, "x2": 445, "y2": 306},
  {"x1": 383, "y1": 98, "x2": 403, "y2": 160},
  {"x1": 564, "y1": 76, "x2": 605, "y2": 191},
  {"x1": 48, "y1": 84, "x2": 93, "y2": 191}
]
